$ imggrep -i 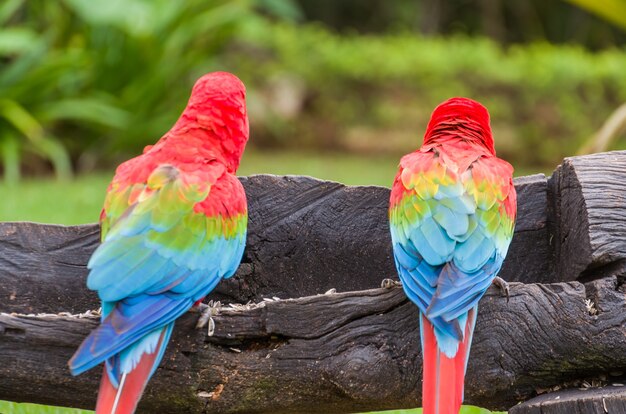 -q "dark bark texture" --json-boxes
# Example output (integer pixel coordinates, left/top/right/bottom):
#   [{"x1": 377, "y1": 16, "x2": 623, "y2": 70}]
[
  {"x1": 0, "y1": 171, "x2": 553, "y2": 315},
  {"x1": 549, "y1": 150, "x2": 626, "y2": 281},
  {"x1": 2, "y1": 278, "x2": 626, "y2": 414},
  {"x1": 509, "y1": 386, "x2": 626, "y2": 414},
  {"x1": 1, "y1": 151, "x2": 625, "y2": 413}
]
